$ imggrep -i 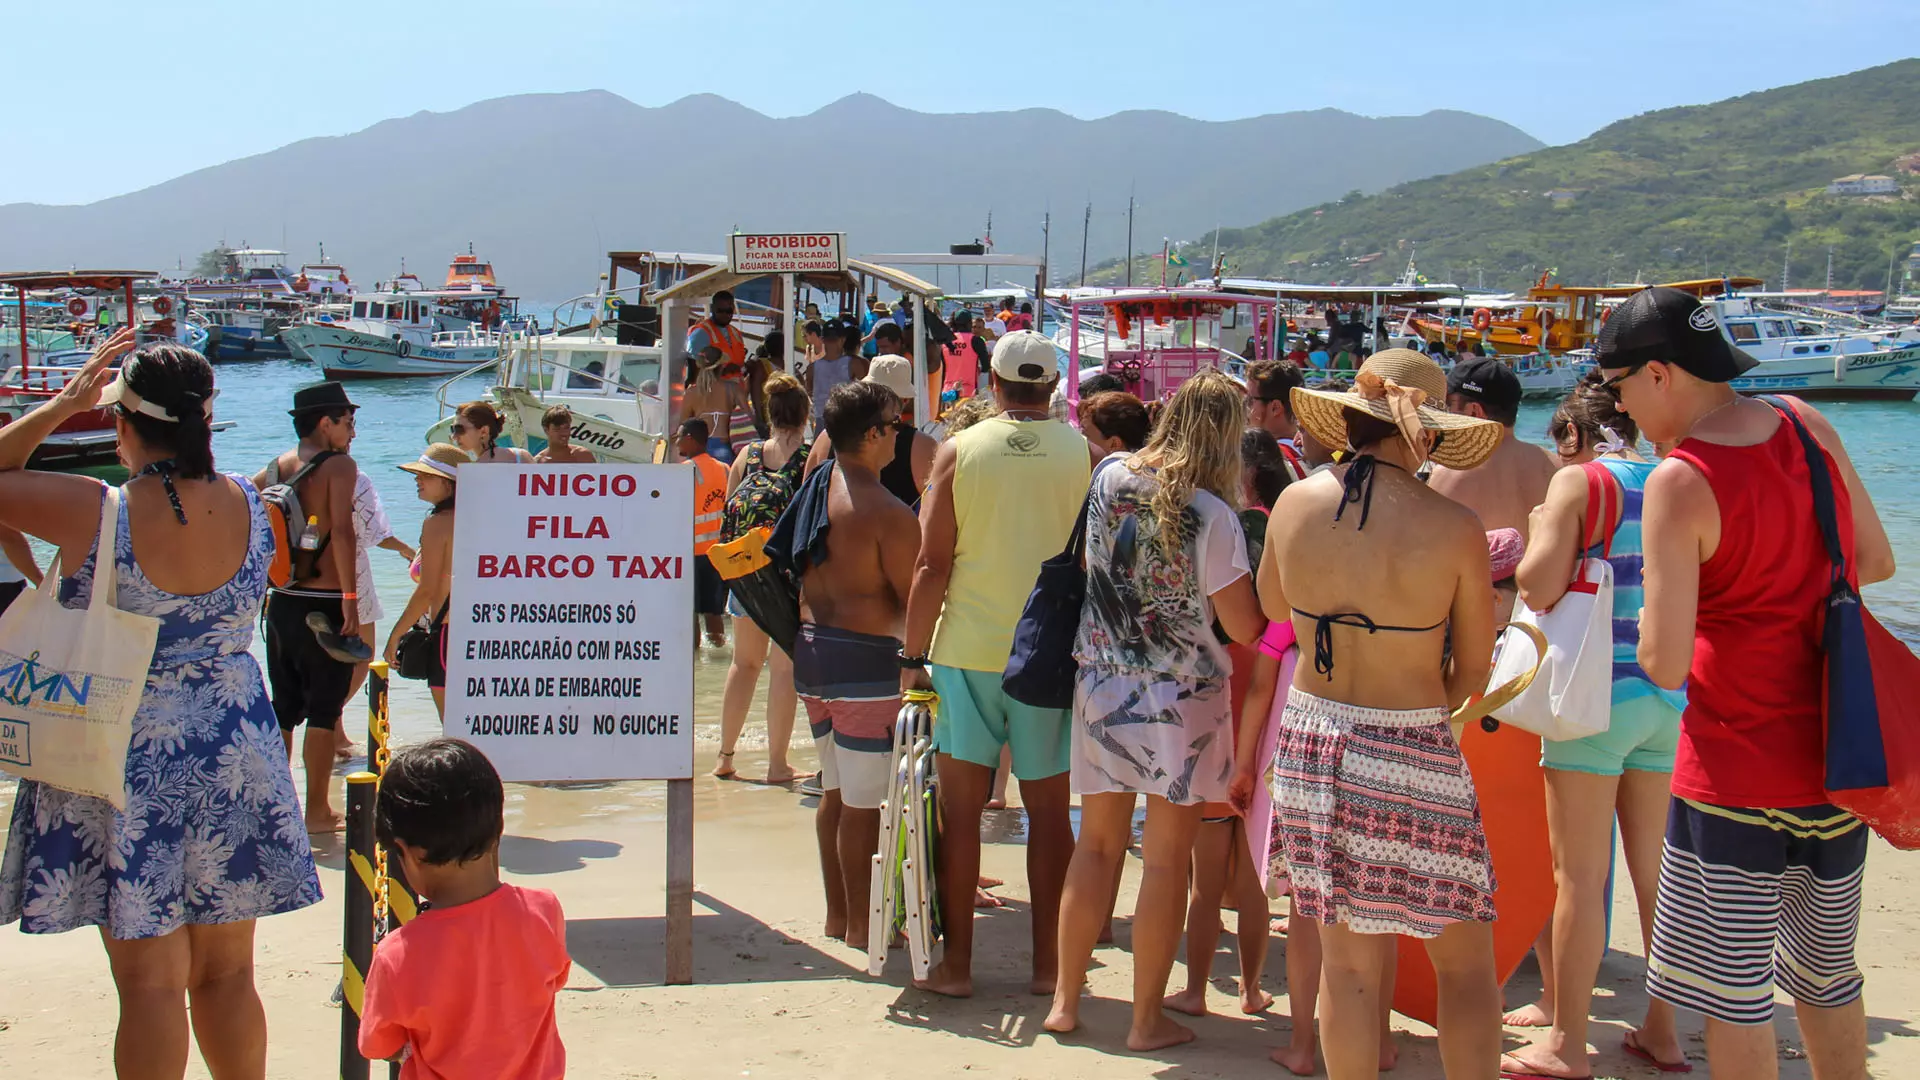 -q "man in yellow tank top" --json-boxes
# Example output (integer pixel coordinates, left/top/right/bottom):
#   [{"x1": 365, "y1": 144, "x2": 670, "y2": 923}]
[{"x1": 901, "y1": 330, "x2": 1088, "y2": 998}]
